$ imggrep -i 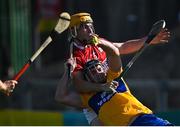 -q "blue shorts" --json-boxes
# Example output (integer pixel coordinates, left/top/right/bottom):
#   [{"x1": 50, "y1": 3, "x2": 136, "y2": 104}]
[{"x1": 131, "y1": 114, "x2": 174, "y2": 126}]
